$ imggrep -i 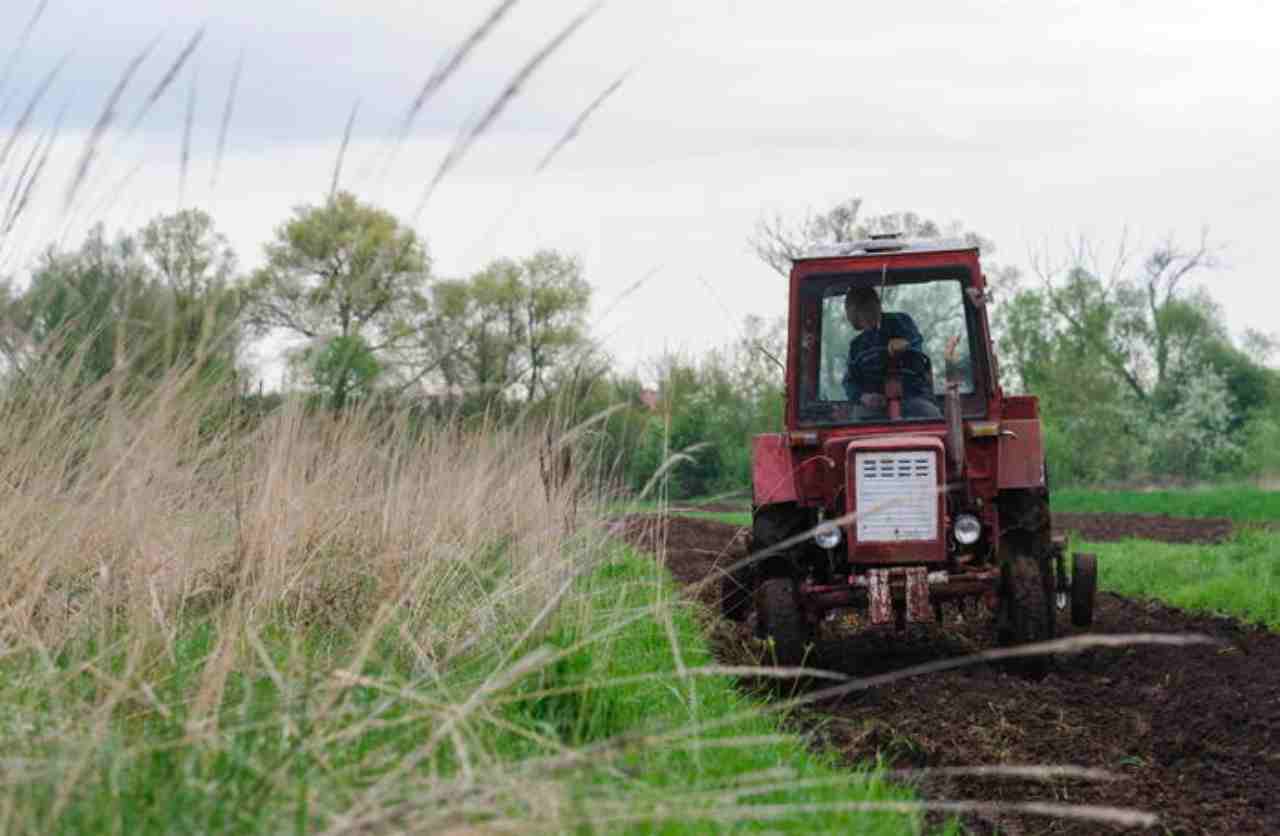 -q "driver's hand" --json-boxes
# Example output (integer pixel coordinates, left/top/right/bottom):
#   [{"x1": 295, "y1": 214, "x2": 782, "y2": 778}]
[
  {"x1": 861, "y1": 393, "x2": 886, "y2": 410},
  {"x1": 944, "y1": 335, "x2": 961, "y2": 363},
  {"x1": 887, "y1": 337, "x2": 909, "y2": 357}
]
